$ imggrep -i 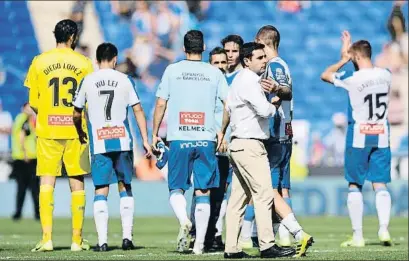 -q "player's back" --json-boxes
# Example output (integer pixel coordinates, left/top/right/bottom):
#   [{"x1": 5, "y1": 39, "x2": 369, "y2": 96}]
[
  {"x1": 263, "y1": 56, "x2": 293, "y2": 141},
  {"x1": 79, "y1": 69, "x2": 137, "y2": 154},
  {"x1": 158, "y1": 60, "x2": 228, "y2": 141},
  {"x1": 25, "y1": 48, "x2": 93, "y2": 139},
  {"x1": 334, "y1": 67, "x2": 392, "y2": 148}
]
